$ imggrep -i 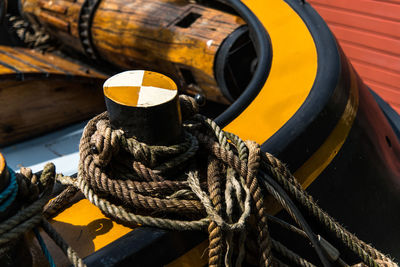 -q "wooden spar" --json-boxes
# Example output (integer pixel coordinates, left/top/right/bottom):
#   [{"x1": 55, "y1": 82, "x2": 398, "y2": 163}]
[
  {"x1": 0, "y1": 46, "x2": 107, "y2": 147},
  {"x1": 20, "y1": 0, "x2": 246, "y2": 104}
]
